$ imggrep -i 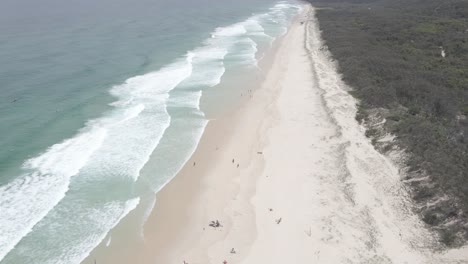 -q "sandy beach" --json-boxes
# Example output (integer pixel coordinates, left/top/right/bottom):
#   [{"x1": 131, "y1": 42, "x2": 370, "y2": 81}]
[
  {"x1": 3, "y1": 0, "x2": 468, "y2": 262},
  {"x1": 108, "y1": 4, "x2": 468, "y2": 264}
]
